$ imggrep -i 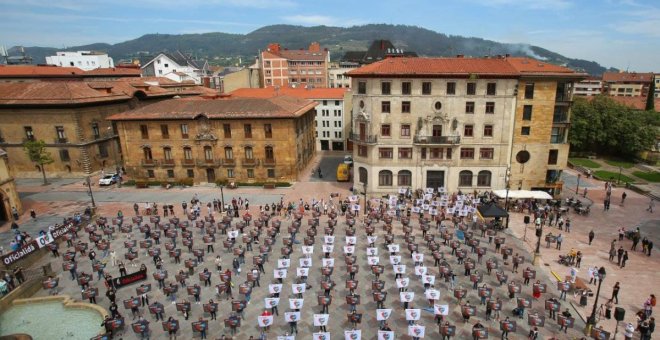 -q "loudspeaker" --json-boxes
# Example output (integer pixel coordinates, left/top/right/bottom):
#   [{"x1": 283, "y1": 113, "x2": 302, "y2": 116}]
[
  {"x1": 524, "y1": 216, "x2": 530, "y2": 224},
  {"x1": 614, "y1": 307, "x2": 625, "y2": 321},
  {"x1": 536, "y1": 229, "x2": 542, "y2": 237}
]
